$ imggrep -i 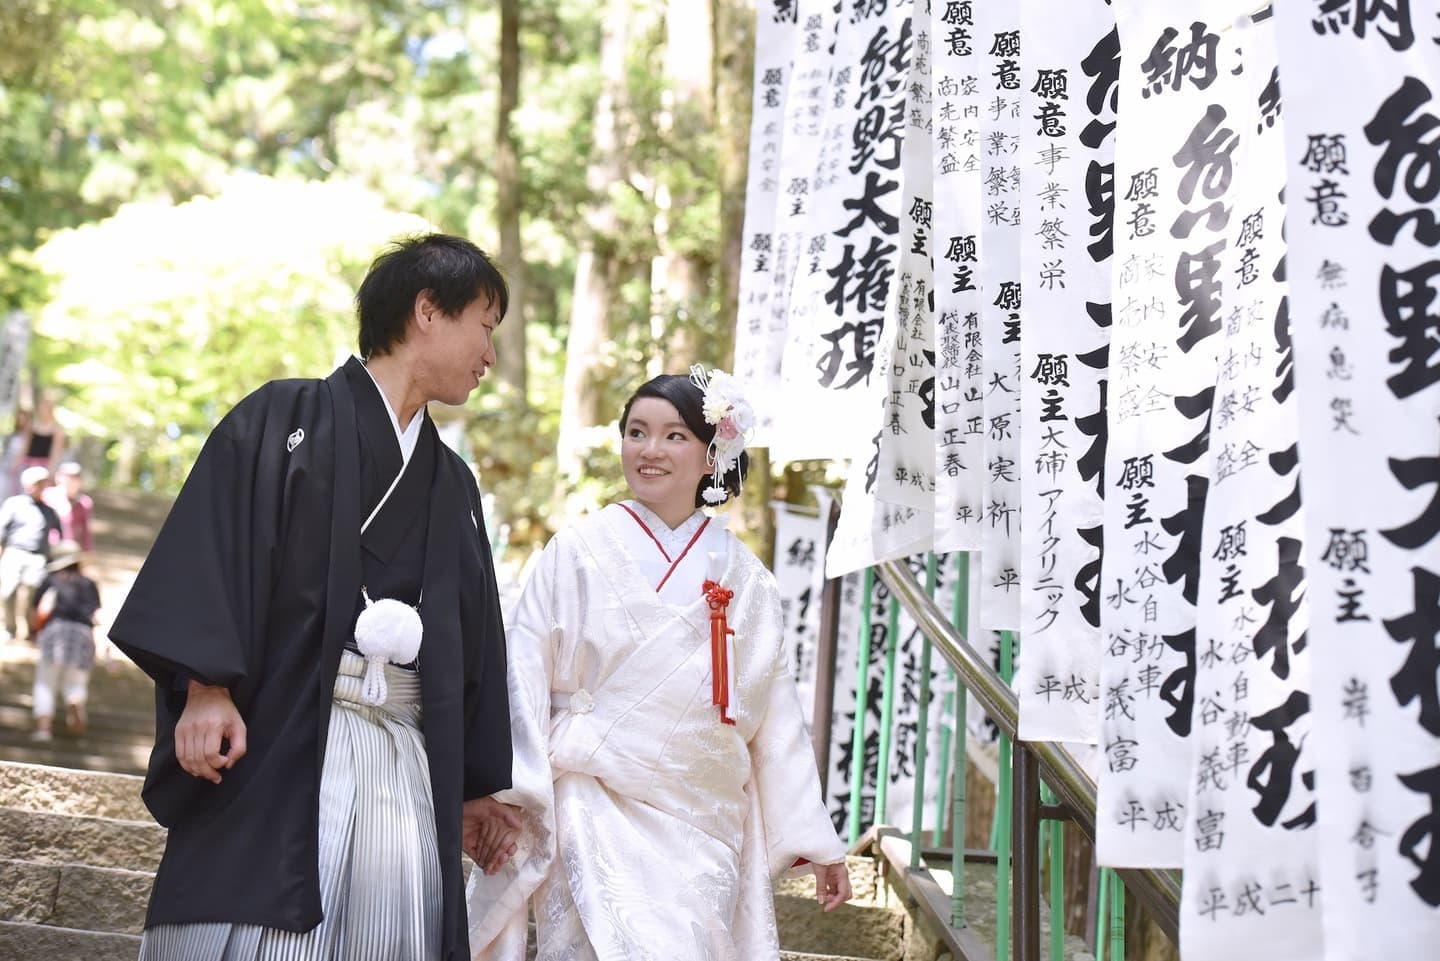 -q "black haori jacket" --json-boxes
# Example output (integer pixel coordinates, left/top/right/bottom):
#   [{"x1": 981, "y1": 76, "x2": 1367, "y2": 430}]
[{"x1": 111, "y1": 359, "x2": 512, "y2": 960}]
